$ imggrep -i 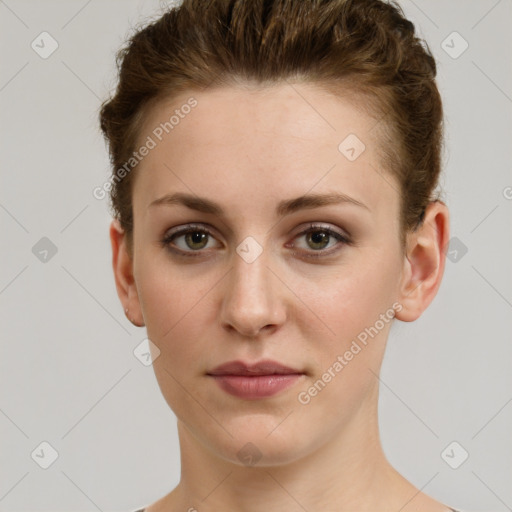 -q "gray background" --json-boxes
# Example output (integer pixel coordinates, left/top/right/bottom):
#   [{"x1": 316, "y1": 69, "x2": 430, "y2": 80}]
[{"x1": 1, "y1": 1, "x2": 511, "y2": 511}]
